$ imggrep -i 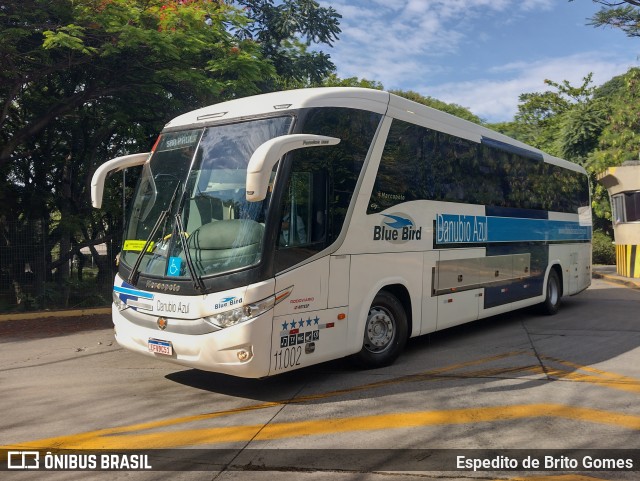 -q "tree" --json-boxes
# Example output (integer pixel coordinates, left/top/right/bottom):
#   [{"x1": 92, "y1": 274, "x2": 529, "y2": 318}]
[
  {"x1": 321, "y1": 74, "x2": 384, "y2": 90},
  {"x1": 0, "y1": 0, "x2": 276, "y2": 309},
  {"x1": 0, "y1": 1, "x2": 273, "y2": 169},
  {"x1": 588, "y1": 69, "x2": 640, "y2": 172},
  {"x1": 582, "y1": 0, "x2": 640, "y2": 37},
  {"x1": 491, "y1": 75, "x2": 600, "y2": 158},
  {"x1": 232, "y1": 0, "x2": 341, "y2": 88},
  {"x1": 558, "y1": 98, "x2": 609, "y2": 161},
  {"x1": 0, "y1": 0, "x2": 345, "y2": 311}
]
